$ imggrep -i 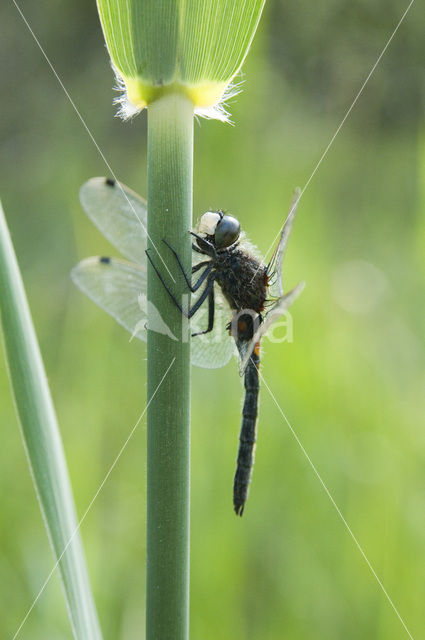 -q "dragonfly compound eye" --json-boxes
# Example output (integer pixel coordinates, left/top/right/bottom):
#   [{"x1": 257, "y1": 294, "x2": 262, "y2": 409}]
[{"x1": 215, "y1": 215, "x2": 241, "y2": 249}]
